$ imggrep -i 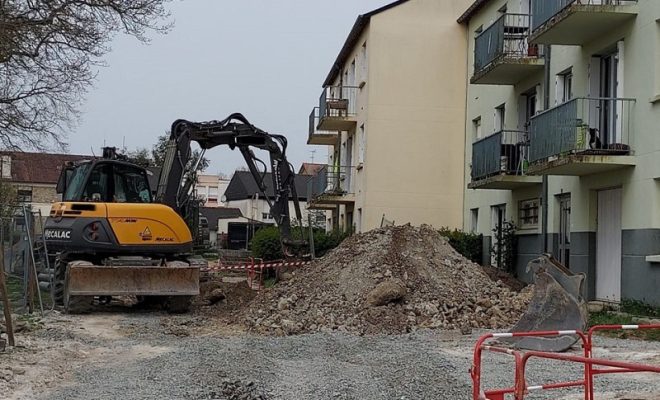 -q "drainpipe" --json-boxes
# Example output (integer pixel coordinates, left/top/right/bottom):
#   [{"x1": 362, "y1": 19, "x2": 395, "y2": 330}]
[
  {"x1": 542, "y1": 46, "x2": 552, "y2": 254},
  {"x1": 462, "y1": 21, "x2": 471, "y2": 233}
]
